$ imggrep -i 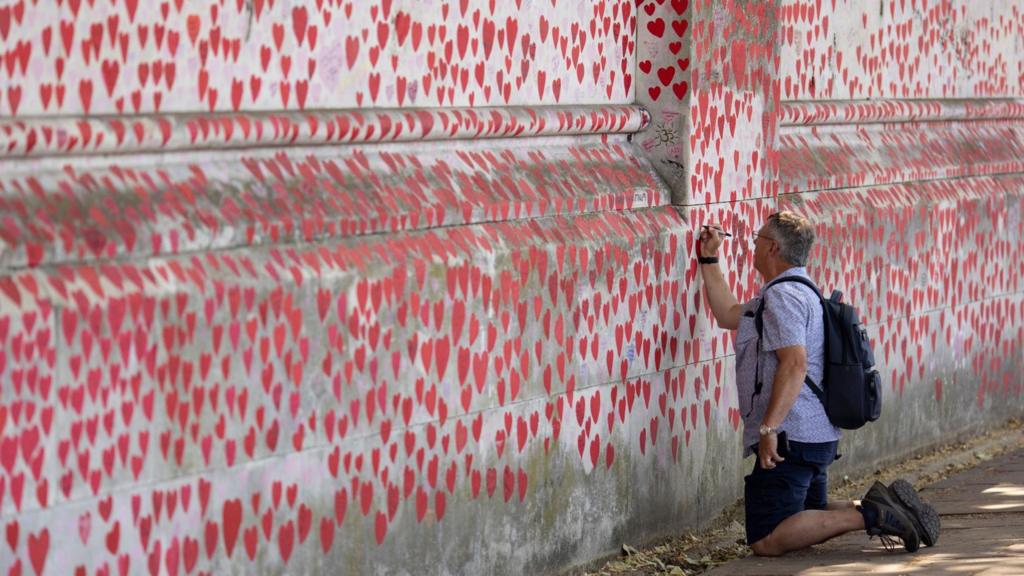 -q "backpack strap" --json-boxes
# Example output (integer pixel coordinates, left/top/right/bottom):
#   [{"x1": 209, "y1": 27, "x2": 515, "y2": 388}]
[
  {"x1": 753, "y1": 275, "x2": 822, "y2": 335},
  {"x1": 753, "y1": 275, "x2": 827, "y2": 408}
]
